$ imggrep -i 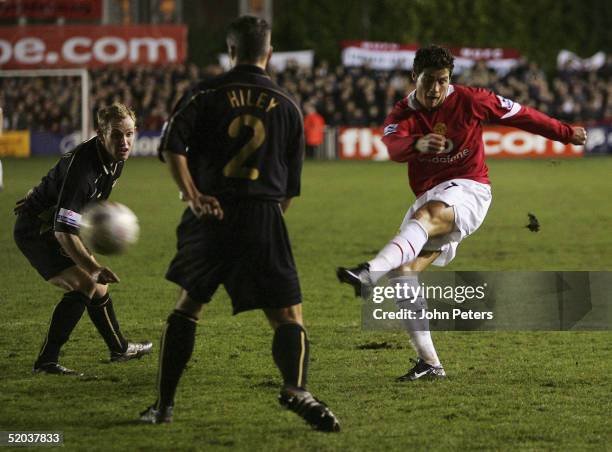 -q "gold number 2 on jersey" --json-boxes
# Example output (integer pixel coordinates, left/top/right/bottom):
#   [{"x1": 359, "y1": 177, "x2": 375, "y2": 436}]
[{"x1": 223, "y1": 114, "x2": 265, "y2": 180}]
